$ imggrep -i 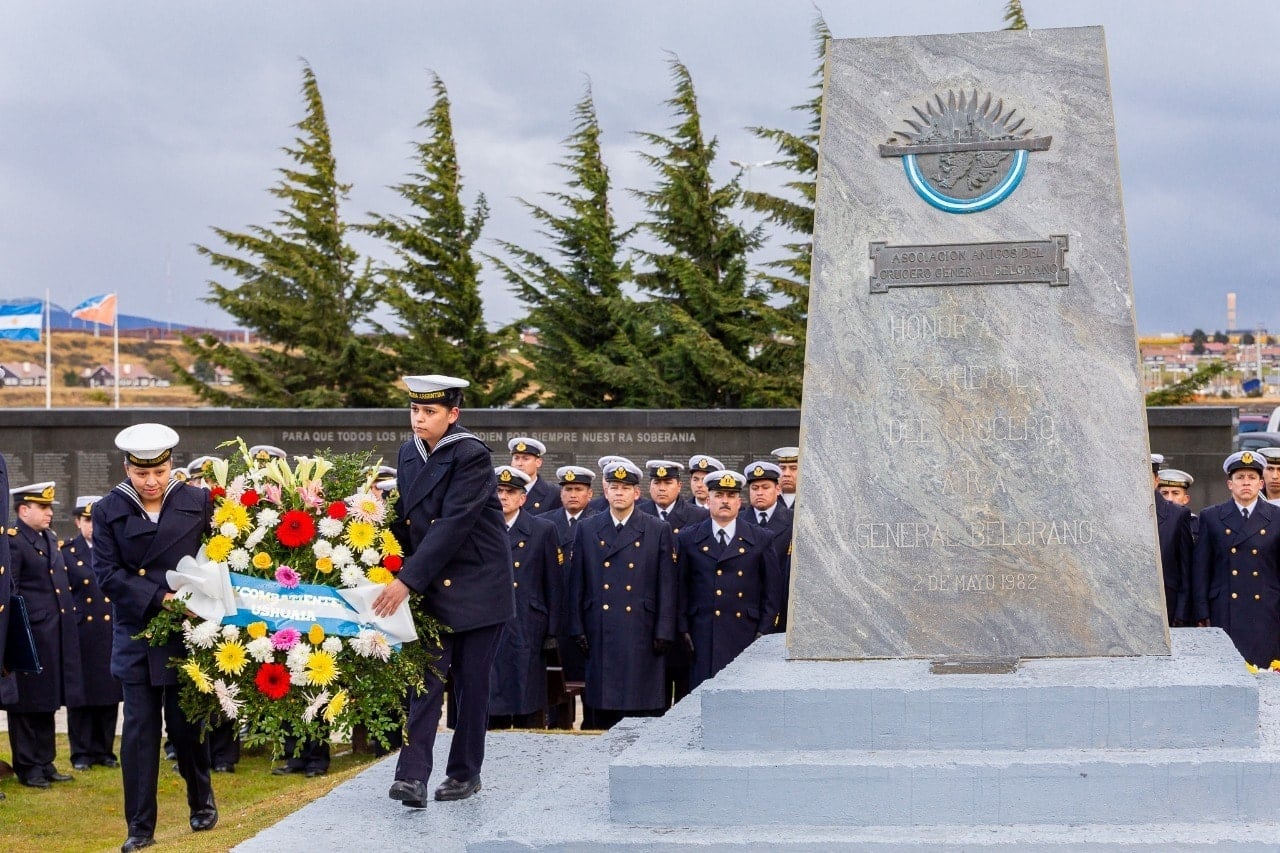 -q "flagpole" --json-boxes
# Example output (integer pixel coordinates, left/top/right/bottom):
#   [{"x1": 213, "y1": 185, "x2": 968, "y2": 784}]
[
  {"x1": 113, "y1": 298, "x2": 121, "y2": 409},
  {"x1": 44, "y1": 289, "x2": 52, "y2": 410}
]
